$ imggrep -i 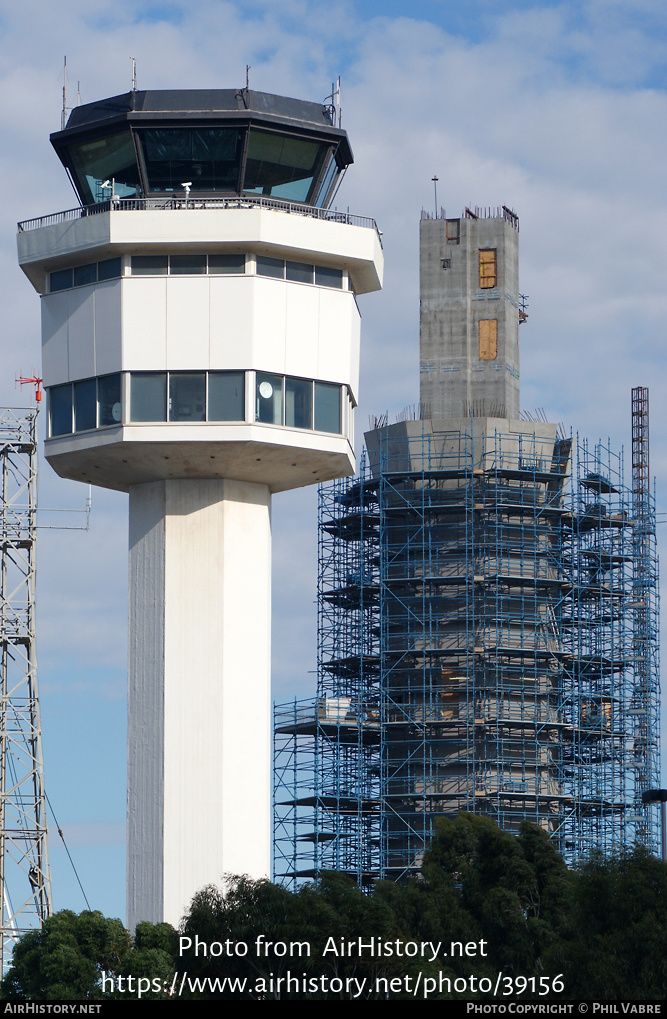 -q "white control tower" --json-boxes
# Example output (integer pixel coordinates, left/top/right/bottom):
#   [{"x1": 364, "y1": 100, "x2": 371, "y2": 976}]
[{"x1": 17, "y1": 87, "x2": 383, "y2": 927}]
